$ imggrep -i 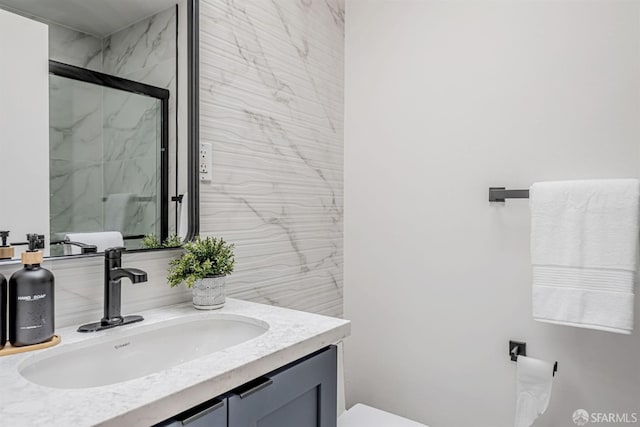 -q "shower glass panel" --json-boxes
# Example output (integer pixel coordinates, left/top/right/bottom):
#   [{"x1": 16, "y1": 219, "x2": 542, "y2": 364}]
[{"x1": 49, "y1": 73, "x2": 164, "y2": 253}]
